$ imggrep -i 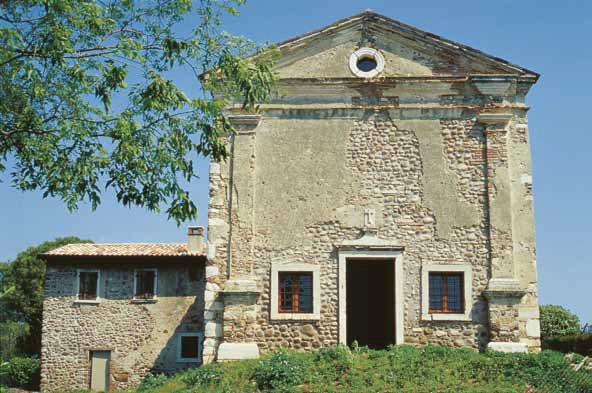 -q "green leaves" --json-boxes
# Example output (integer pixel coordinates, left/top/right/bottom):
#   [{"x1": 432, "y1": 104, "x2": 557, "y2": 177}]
[
  {"x1": 0, "y1": 237, "x2": 92, "y2": 356},
  {"x1": 540, "y1": 305, "x2": 581, "y2": 339},
  {"x1": 0, "y1": 0, "x2": 275, "y2": 224}
]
